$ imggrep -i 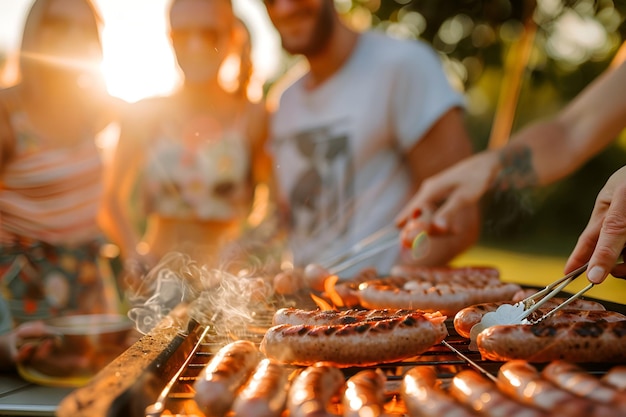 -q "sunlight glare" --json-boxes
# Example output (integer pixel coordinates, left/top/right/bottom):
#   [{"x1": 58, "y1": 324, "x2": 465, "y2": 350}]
[
  {"x1": 96, "y1": 0, "x2": 179, "y2": 103},
  {"x1": 93, "y1": 0, "x2": 280, "y2": 103}
]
